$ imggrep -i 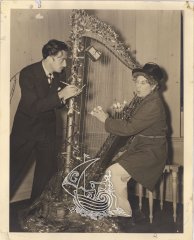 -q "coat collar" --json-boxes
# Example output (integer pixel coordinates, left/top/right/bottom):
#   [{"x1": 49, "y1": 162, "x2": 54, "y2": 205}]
[
  {"x1": 33, "y1": 61, "x2": 47, "y2": 78},
  {"x1": 33, "y1": 61, "x2": 60, "y2": 84},
  {"x1": 142, "y1": 90, "x2": 160, "y2": 103},
  {"x1": 34, "y1": 61, "x2": 50, "y2": 88},
  {"x1": 32, "y1": 61, "x2": 61, "y2": 96},
  {"x1": 132, "y1": 91, "x2": 160, "y2": 115}
]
